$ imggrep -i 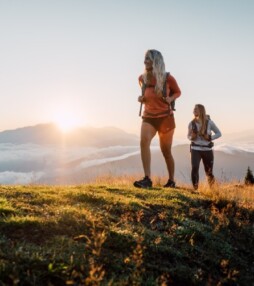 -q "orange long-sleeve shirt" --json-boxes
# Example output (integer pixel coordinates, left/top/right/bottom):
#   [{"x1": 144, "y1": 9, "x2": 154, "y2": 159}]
[{"x1": 139, "y1": 73, "x2": 181, "y2": 118}]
